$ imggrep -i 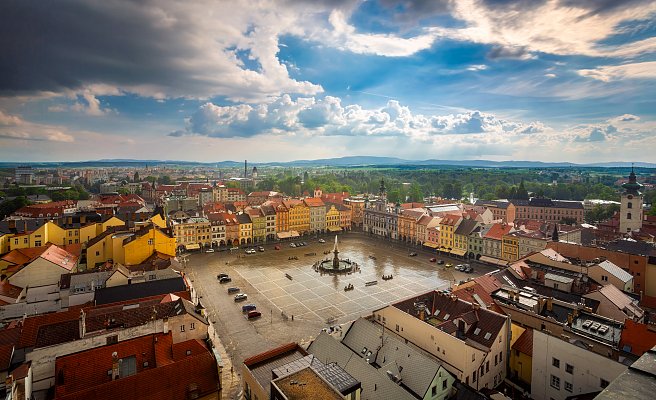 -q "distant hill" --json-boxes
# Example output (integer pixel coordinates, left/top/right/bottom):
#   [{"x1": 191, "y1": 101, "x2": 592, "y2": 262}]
[{"x1": 0, "y1": 157, "x2": 654, "y2": 169}]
